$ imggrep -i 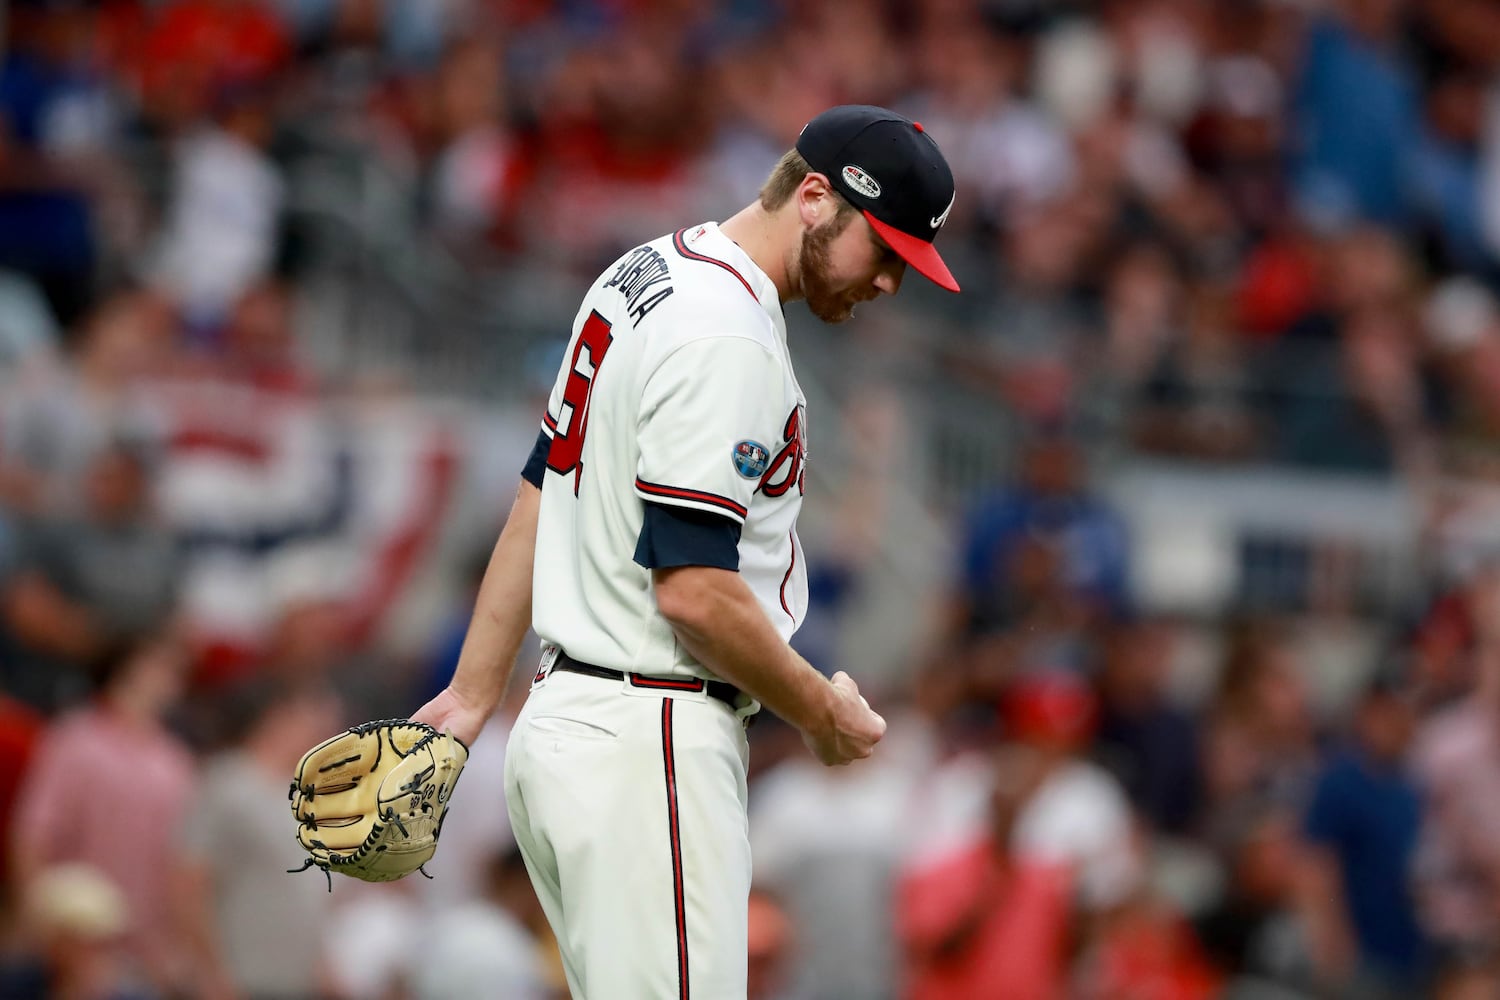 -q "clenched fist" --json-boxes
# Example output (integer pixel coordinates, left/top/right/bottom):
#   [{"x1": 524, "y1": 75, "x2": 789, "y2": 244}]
[{"x1": 803, "y1": 670, "x2": 886, "y2": 766}]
